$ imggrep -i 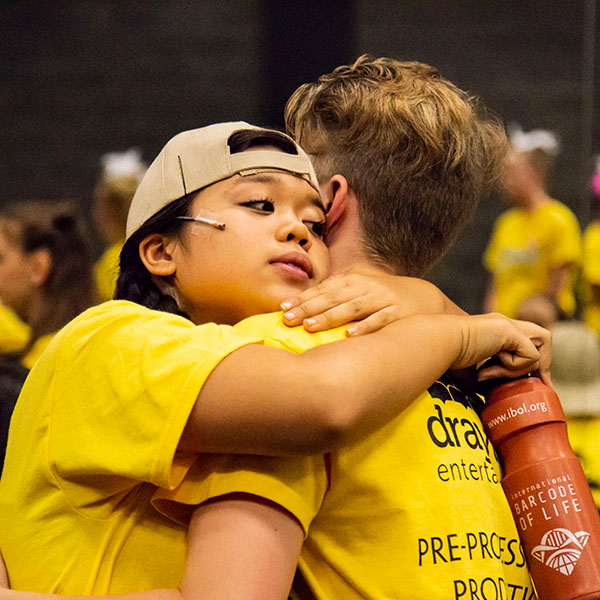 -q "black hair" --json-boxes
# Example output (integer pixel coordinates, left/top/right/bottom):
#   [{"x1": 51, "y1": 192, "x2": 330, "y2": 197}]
[
  {"x1": 115, "y1": 195, "x2": 192, "y2": 316},
  {"x1": 227, "y1": 129, "x2": 298, "y2": 155},
  {"x1": 115, "y1": 127, "x2": 300, "y2": 319}
]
